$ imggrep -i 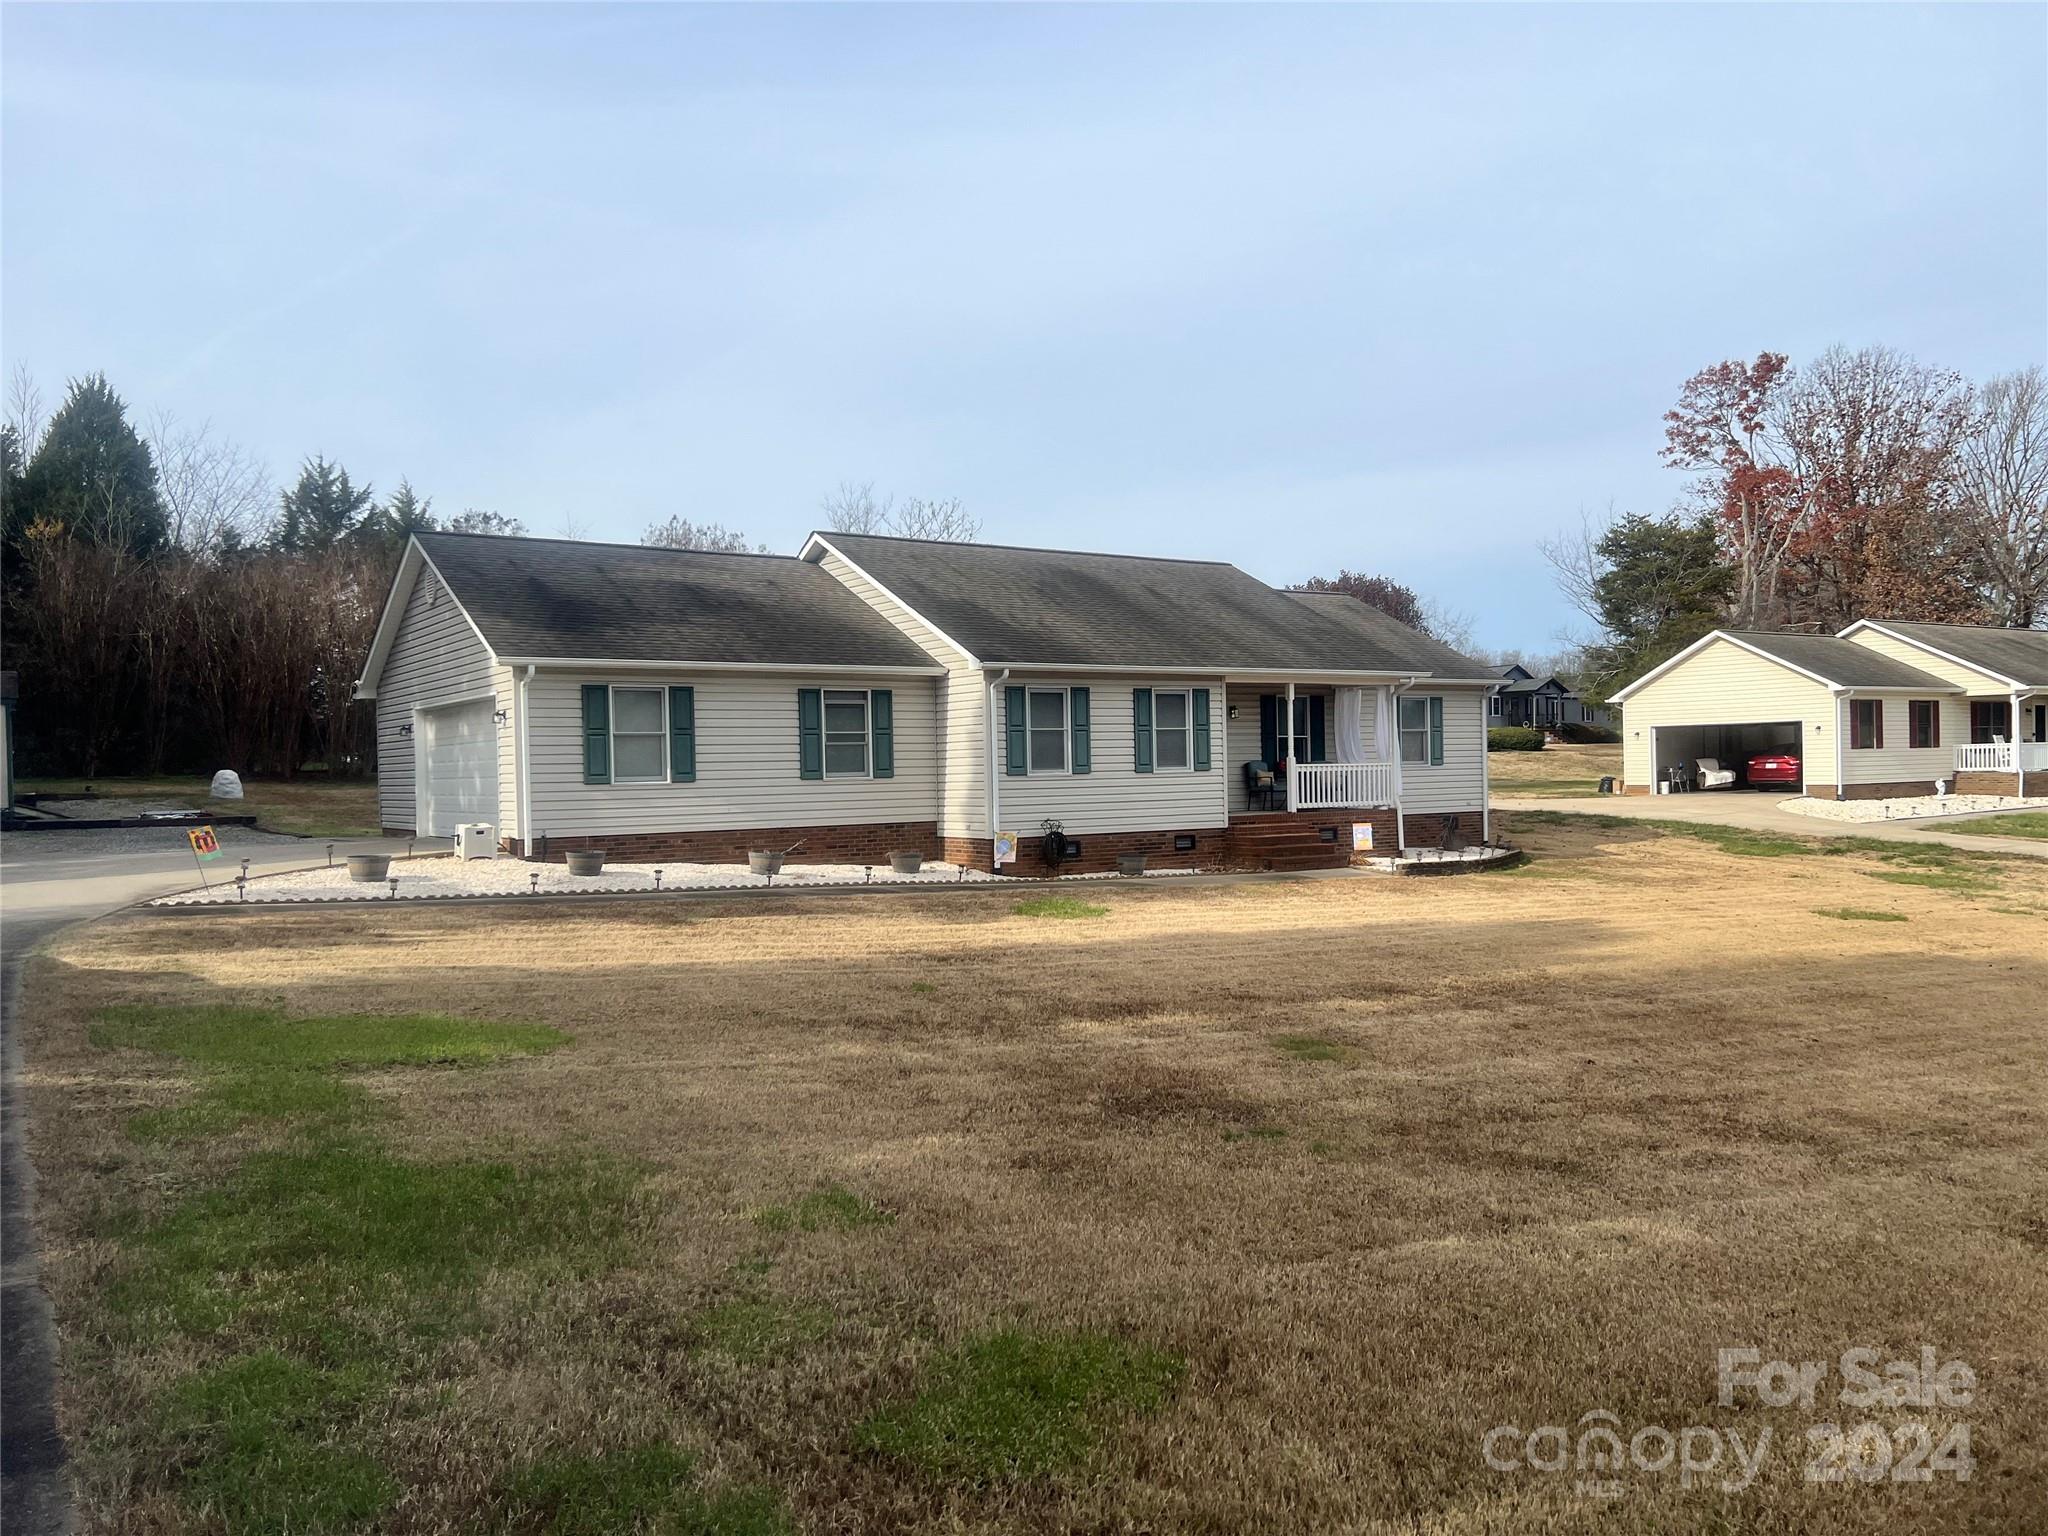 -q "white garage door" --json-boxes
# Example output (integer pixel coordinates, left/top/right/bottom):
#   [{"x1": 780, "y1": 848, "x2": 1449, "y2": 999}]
[{"x1": 419, "y1": 700, "x2": 498, "y2": 838}]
